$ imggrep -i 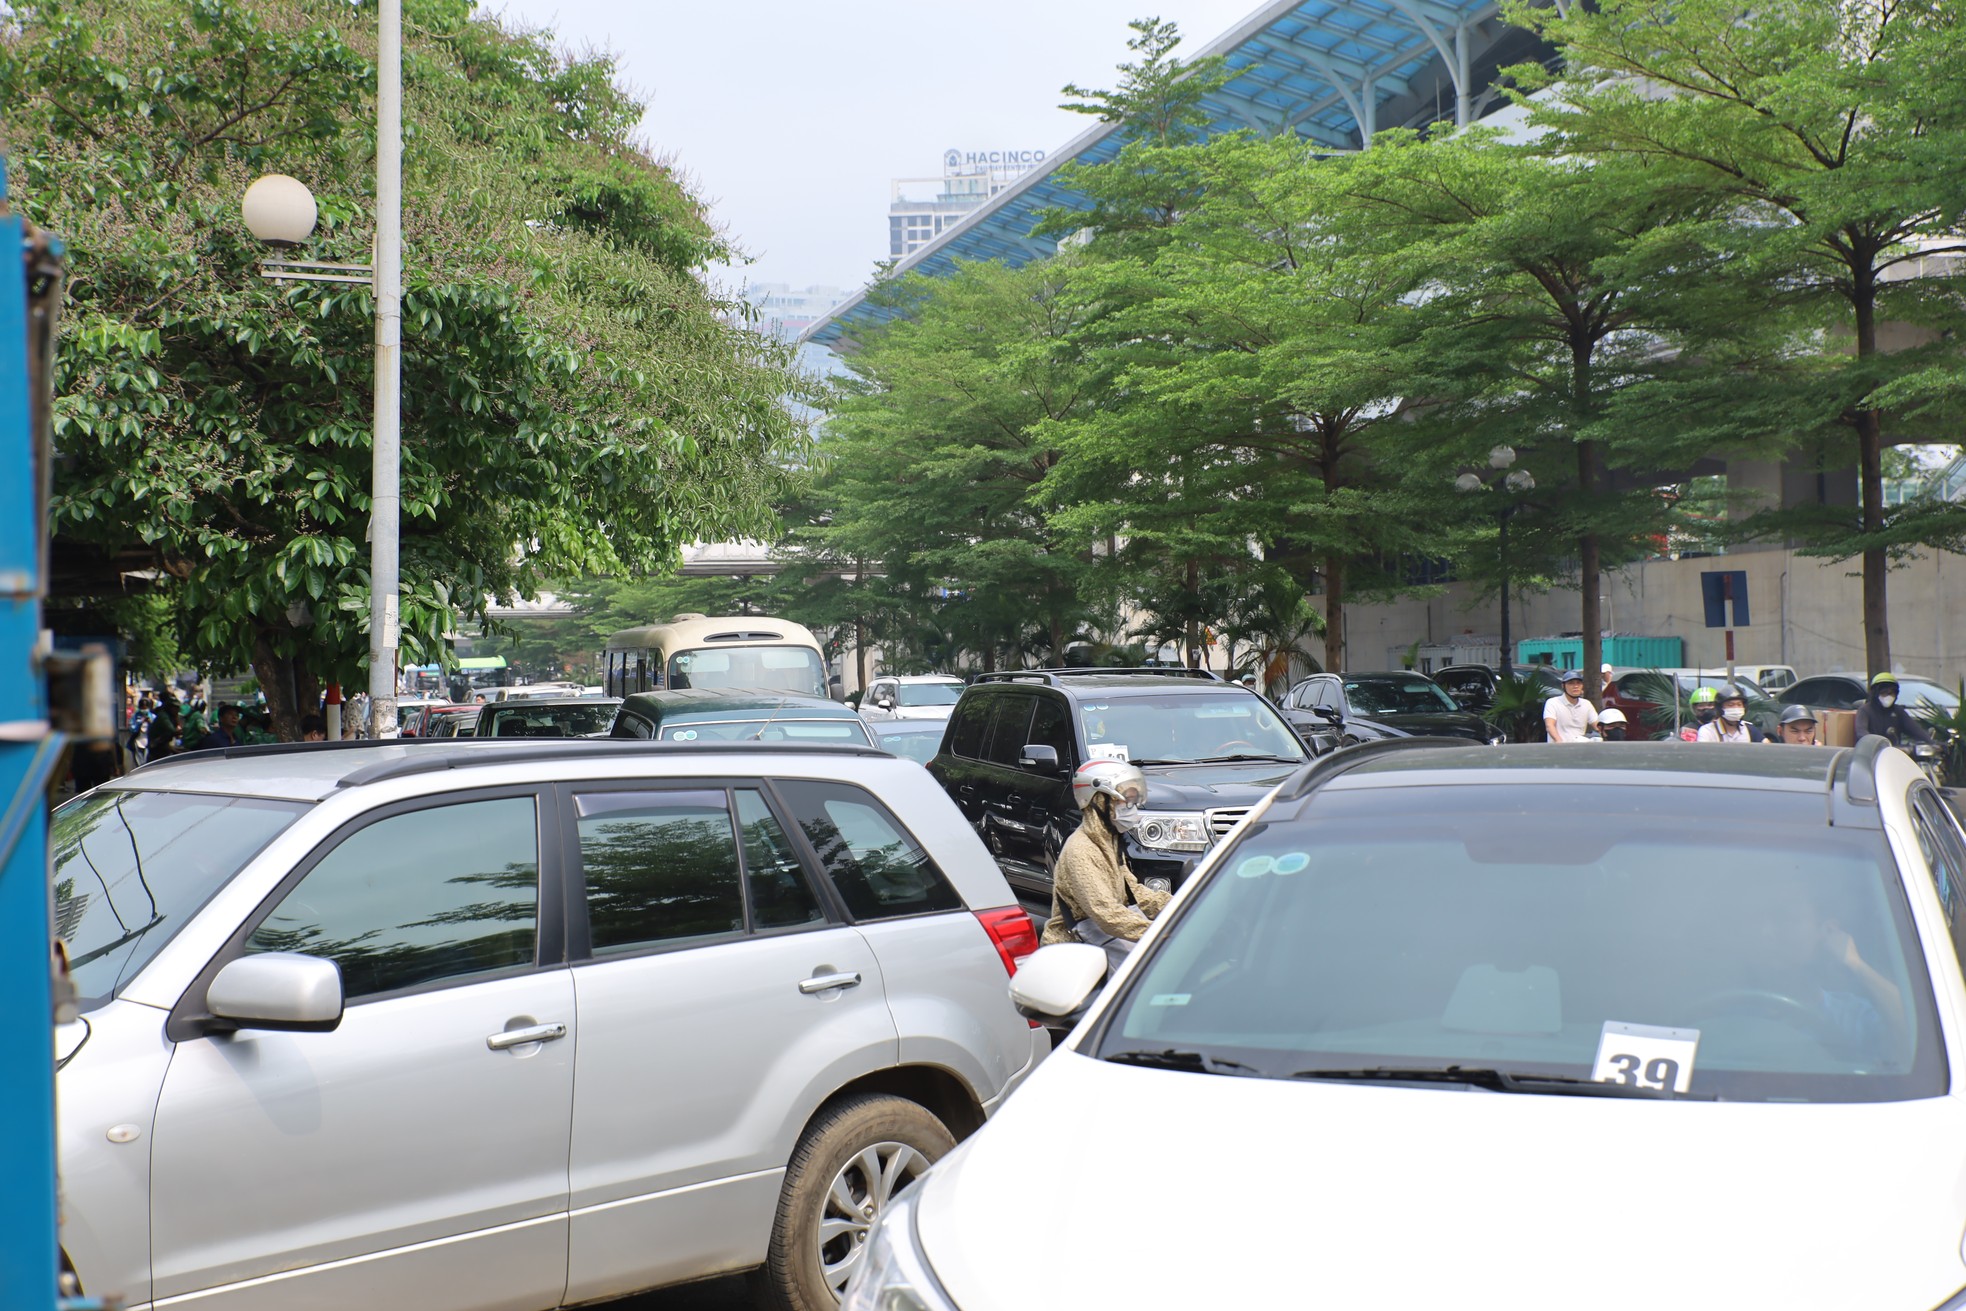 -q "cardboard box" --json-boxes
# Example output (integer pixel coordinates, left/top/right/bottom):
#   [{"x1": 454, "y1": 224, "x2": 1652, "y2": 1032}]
[{"x1": 1818, "y1": 708, "x2": 1857, "y2": 748}]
